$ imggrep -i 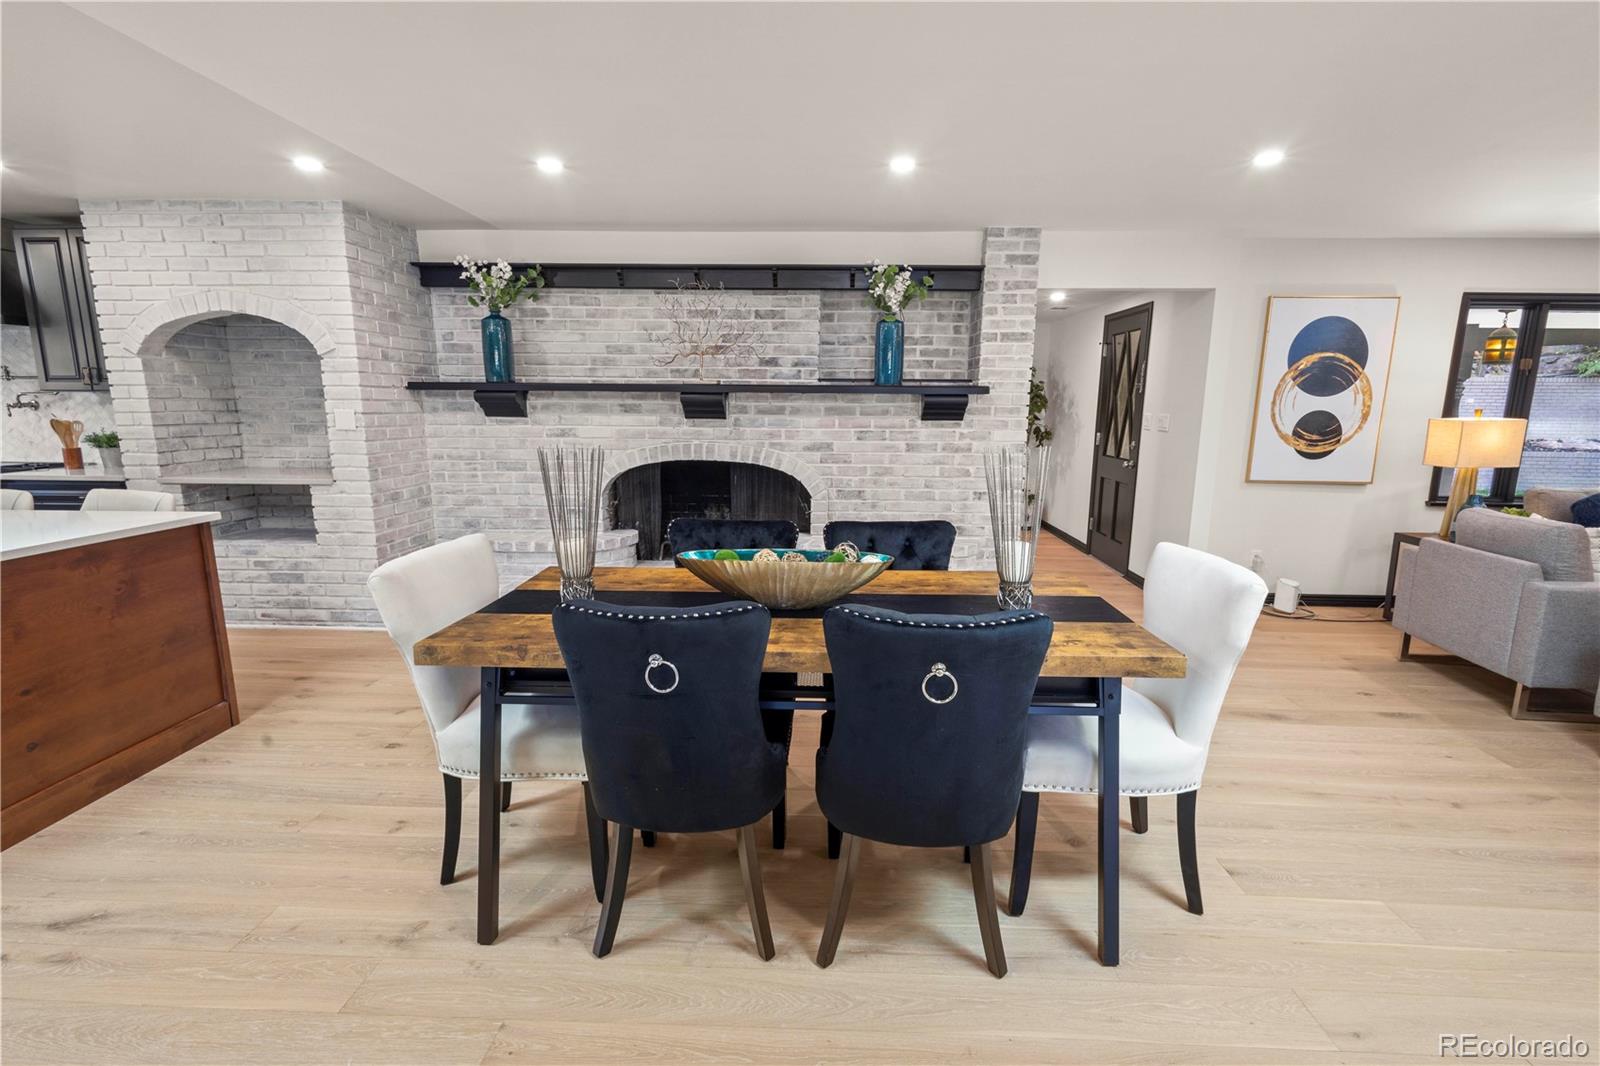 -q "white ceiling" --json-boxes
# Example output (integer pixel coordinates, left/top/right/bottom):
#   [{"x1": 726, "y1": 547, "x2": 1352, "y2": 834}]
[{"x1": 3, "y1": 1, "x2": 1597, "y2": 237}]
